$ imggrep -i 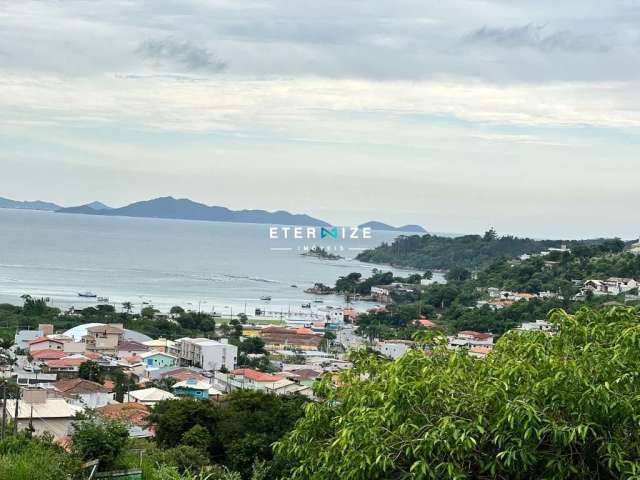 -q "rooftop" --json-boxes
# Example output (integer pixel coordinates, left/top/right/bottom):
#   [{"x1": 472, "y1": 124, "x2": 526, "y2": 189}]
[
  {"x1": 54, "y1": 378, "x2": 108, "y2": 394},
  {"x1": 231, "y1": 368, "x2": 285, "y2": 382},
  {"x1": 128, "y1": 387, "x2": 175, "y2": 402}
]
